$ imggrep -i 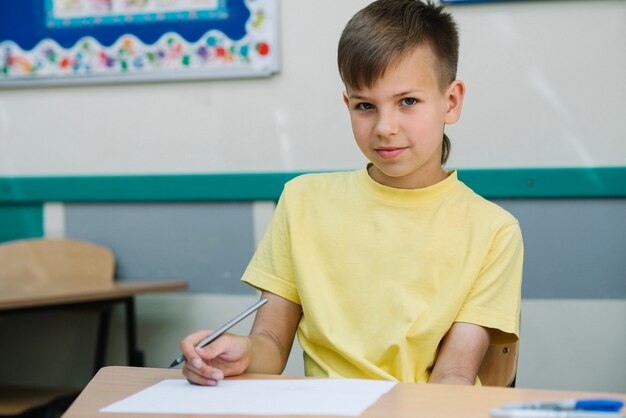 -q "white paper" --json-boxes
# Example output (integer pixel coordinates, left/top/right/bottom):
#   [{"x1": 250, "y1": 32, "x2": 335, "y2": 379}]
[{"x1": 101, "y1": 378, "x2": 396, "y2": 416}]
